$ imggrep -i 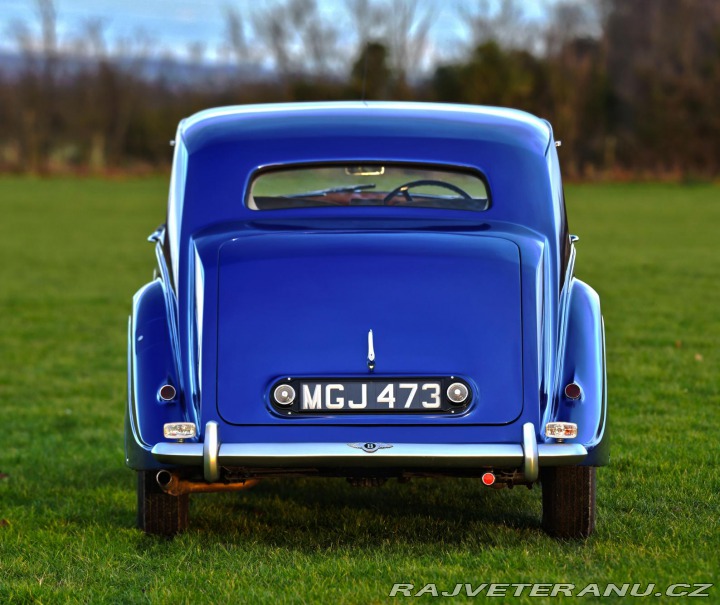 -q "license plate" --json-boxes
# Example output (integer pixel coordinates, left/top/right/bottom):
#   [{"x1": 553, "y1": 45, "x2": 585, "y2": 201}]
[{"x1": 270, "y1": 378, "x2": 471, "y2": 414}]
